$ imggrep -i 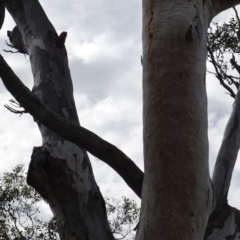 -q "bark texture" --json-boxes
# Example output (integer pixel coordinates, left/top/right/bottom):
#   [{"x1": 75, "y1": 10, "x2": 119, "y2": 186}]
[
  {"x1": 137, "y1": 1, "x2": 215, "y2": 240},
  {"x1": 212, "y1": 90, "x2": 240, "y2": 206},
  {"x1": 205, "y1": 205, "x2": 240, "y2": 240},
  {"x1": 0, "y1": 54, "x2": 143, "y2": 199},
  {"x1": 4, "y1": 1, "x2": 114, "y2": 239},
  {"x1": 204, "y1": 89, "x2": 240, "y2": 239},
  {"x1": 2, "y1": 0, "x2": 240, "y2": 239}
]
